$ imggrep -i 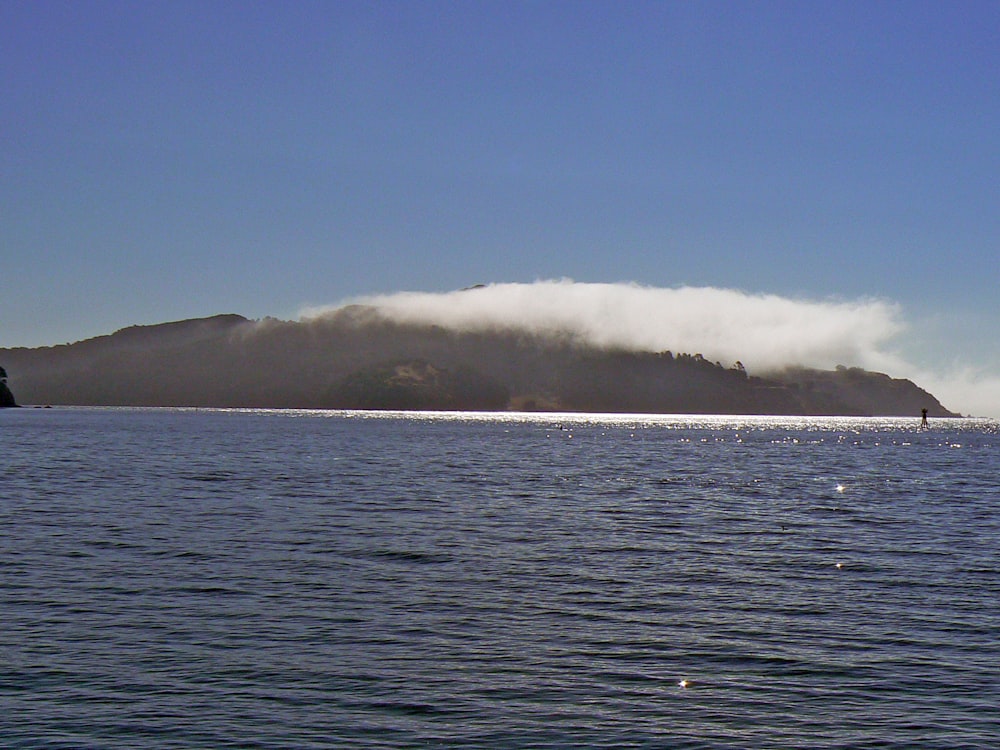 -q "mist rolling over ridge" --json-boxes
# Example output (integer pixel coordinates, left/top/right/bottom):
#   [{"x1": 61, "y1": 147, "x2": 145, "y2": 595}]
[
  {"x1": 306, "y1": 281, "x2": 996, "y2": 417},
  {"x1": 306, "y1": 280, "x2": 906, "y2": 373},
  {"x1": 1, "y1": 281, "x2": 963, "y2": 417}
]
